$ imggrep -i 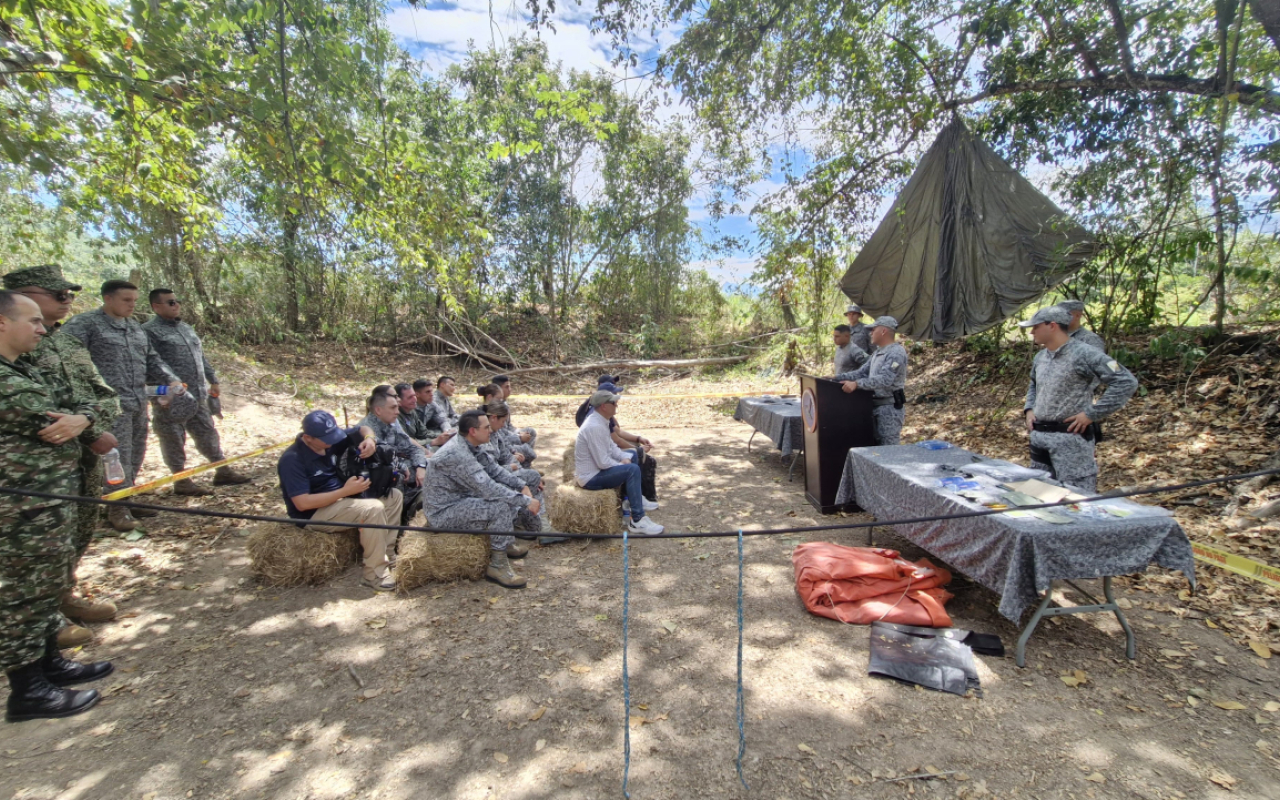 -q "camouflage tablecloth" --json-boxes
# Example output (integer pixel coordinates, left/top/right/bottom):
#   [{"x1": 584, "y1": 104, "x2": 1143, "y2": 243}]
[
  {"x1": 734, "y1": 396, "x2": 804, "y2": 457},
  {"x1": 834, "y1": 444, "x2": 1195, "y2": 621}
]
